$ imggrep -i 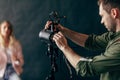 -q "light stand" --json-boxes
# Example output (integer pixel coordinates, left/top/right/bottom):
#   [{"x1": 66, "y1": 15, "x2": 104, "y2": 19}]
[
  {"x1": 46, "y1": 44, "x2": 58, "y2": 80},
  {"x1": 39, "y1": 11, "x2": 65, "y2": 80}
]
